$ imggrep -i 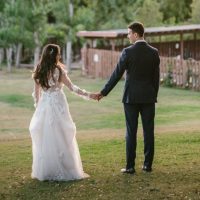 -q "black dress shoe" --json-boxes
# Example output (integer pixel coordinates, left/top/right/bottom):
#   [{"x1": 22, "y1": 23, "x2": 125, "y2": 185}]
[
  {"x1": 121, "y1": 168, "x2": 135, "y2": 174},
  {"x1": 142, "y1": 165, "x2": 152, "y2": 172}
]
